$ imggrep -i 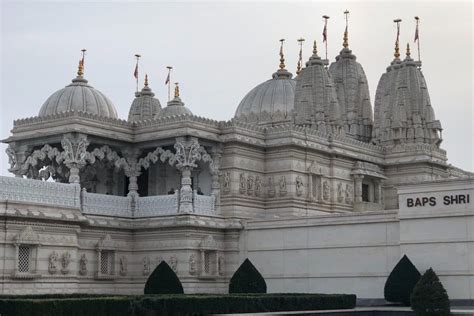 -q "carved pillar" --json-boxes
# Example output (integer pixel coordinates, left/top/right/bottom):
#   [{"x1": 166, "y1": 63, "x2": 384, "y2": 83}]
[
  {"x1": 179, "y1": 167, "x2": 193, "y2": 213},
  {"x1": 61, "y1": 134, "x2": 89, "y2": 184},
  {"x1": 122, "y1": 148, "x2": 141, "y2": 213},
  {"x1": 6, "y1": 143, "x2": 32, "y2": 177},
  {"x1": 211, "y1": 147, "x2": 222, "y2": 212},
  {"x1": 353, "y1": 175, "x2": 364, "y2": 203}
]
